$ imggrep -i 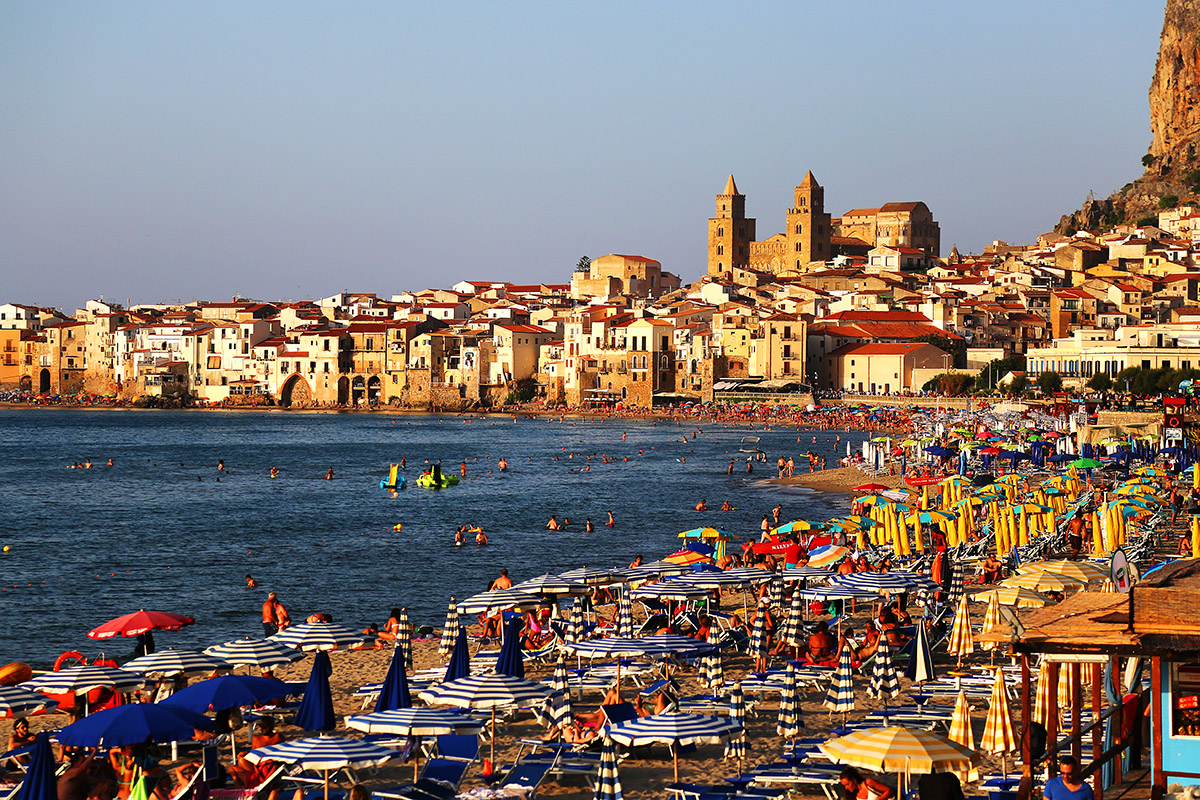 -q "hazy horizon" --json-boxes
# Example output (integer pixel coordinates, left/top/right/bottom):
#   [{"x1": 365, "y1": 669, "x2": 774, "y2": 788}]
[{"x1": 0, "y1": 1, "x2": 1165, "y2": 311}]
